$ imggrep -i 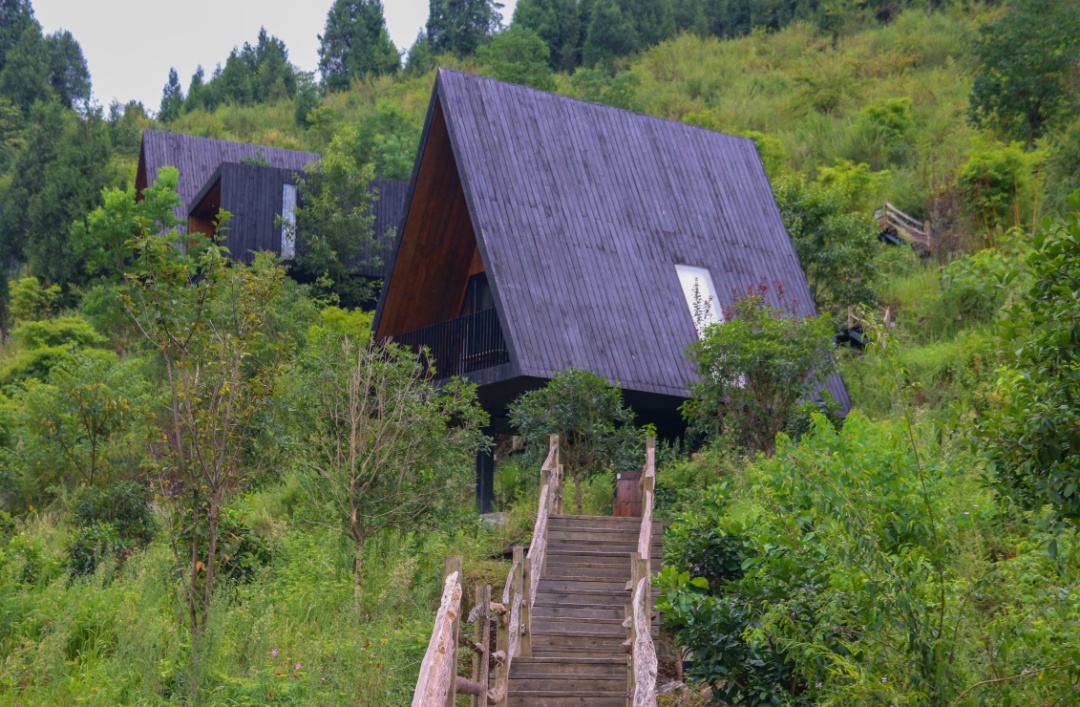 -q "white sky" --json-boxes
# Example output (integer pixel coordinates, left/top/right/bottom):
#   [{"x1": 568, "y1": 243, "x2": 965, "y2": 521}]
[{"x1": 33, "y1": 0, "x2": 518, "y2": 111}]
